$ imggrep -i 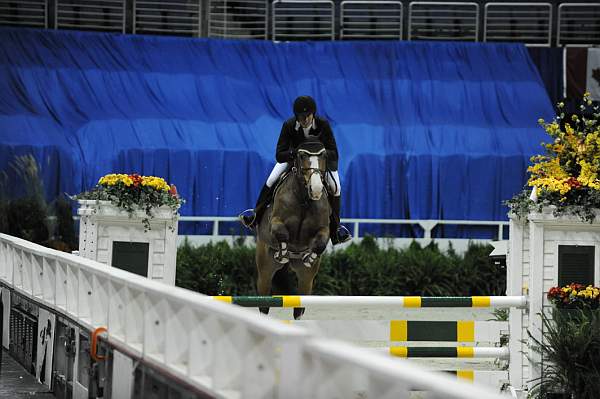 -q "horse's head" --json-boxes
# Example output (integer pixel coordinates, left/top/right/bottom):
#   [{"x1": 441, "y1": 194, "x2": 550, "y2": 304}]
[{"x1": 295, "y1": 141, "x2": 327, "y2": 201}]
